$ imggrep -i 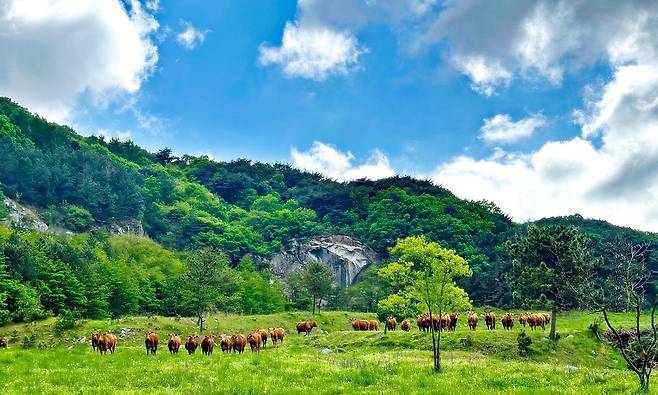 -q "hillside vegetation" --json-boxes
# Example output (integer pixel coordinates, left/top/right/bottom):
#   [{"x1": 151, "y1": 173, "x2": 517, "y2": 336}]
[{"x1": 2, "y1": 97, "x2": 658, "y2": 322}]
